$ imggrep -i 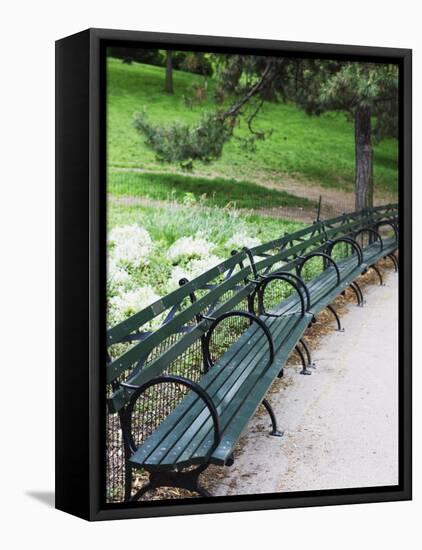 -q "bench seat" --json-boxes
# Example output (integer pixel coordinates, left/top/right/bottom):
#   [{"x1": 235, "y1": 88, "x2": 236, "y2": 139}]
[
  {"x1": 265, "y1": 252, "x2": 365, "y2": 318},
  {"x1": 265, "y1": 236, "x2": 397, "y2": 321},
  {"x1": 362, "y1": 236, "x2": 397, "y2": 265},
  {"x1": 129, "y1": 311, "x2": 312, "y2": 471},
  {"x1": 304, "y1": 255, "x2": 366, "y2": 313}
]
